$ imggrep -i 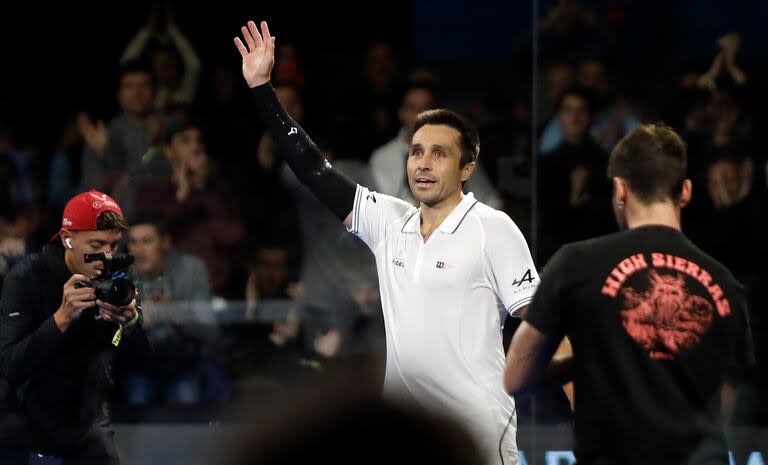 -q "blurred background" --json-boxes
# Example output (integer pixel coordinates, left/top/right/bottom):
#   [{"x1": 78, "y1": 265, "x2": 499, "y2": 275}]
[{"x1": 0, "y1": 0, "x2": 766, "y2": 463}]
